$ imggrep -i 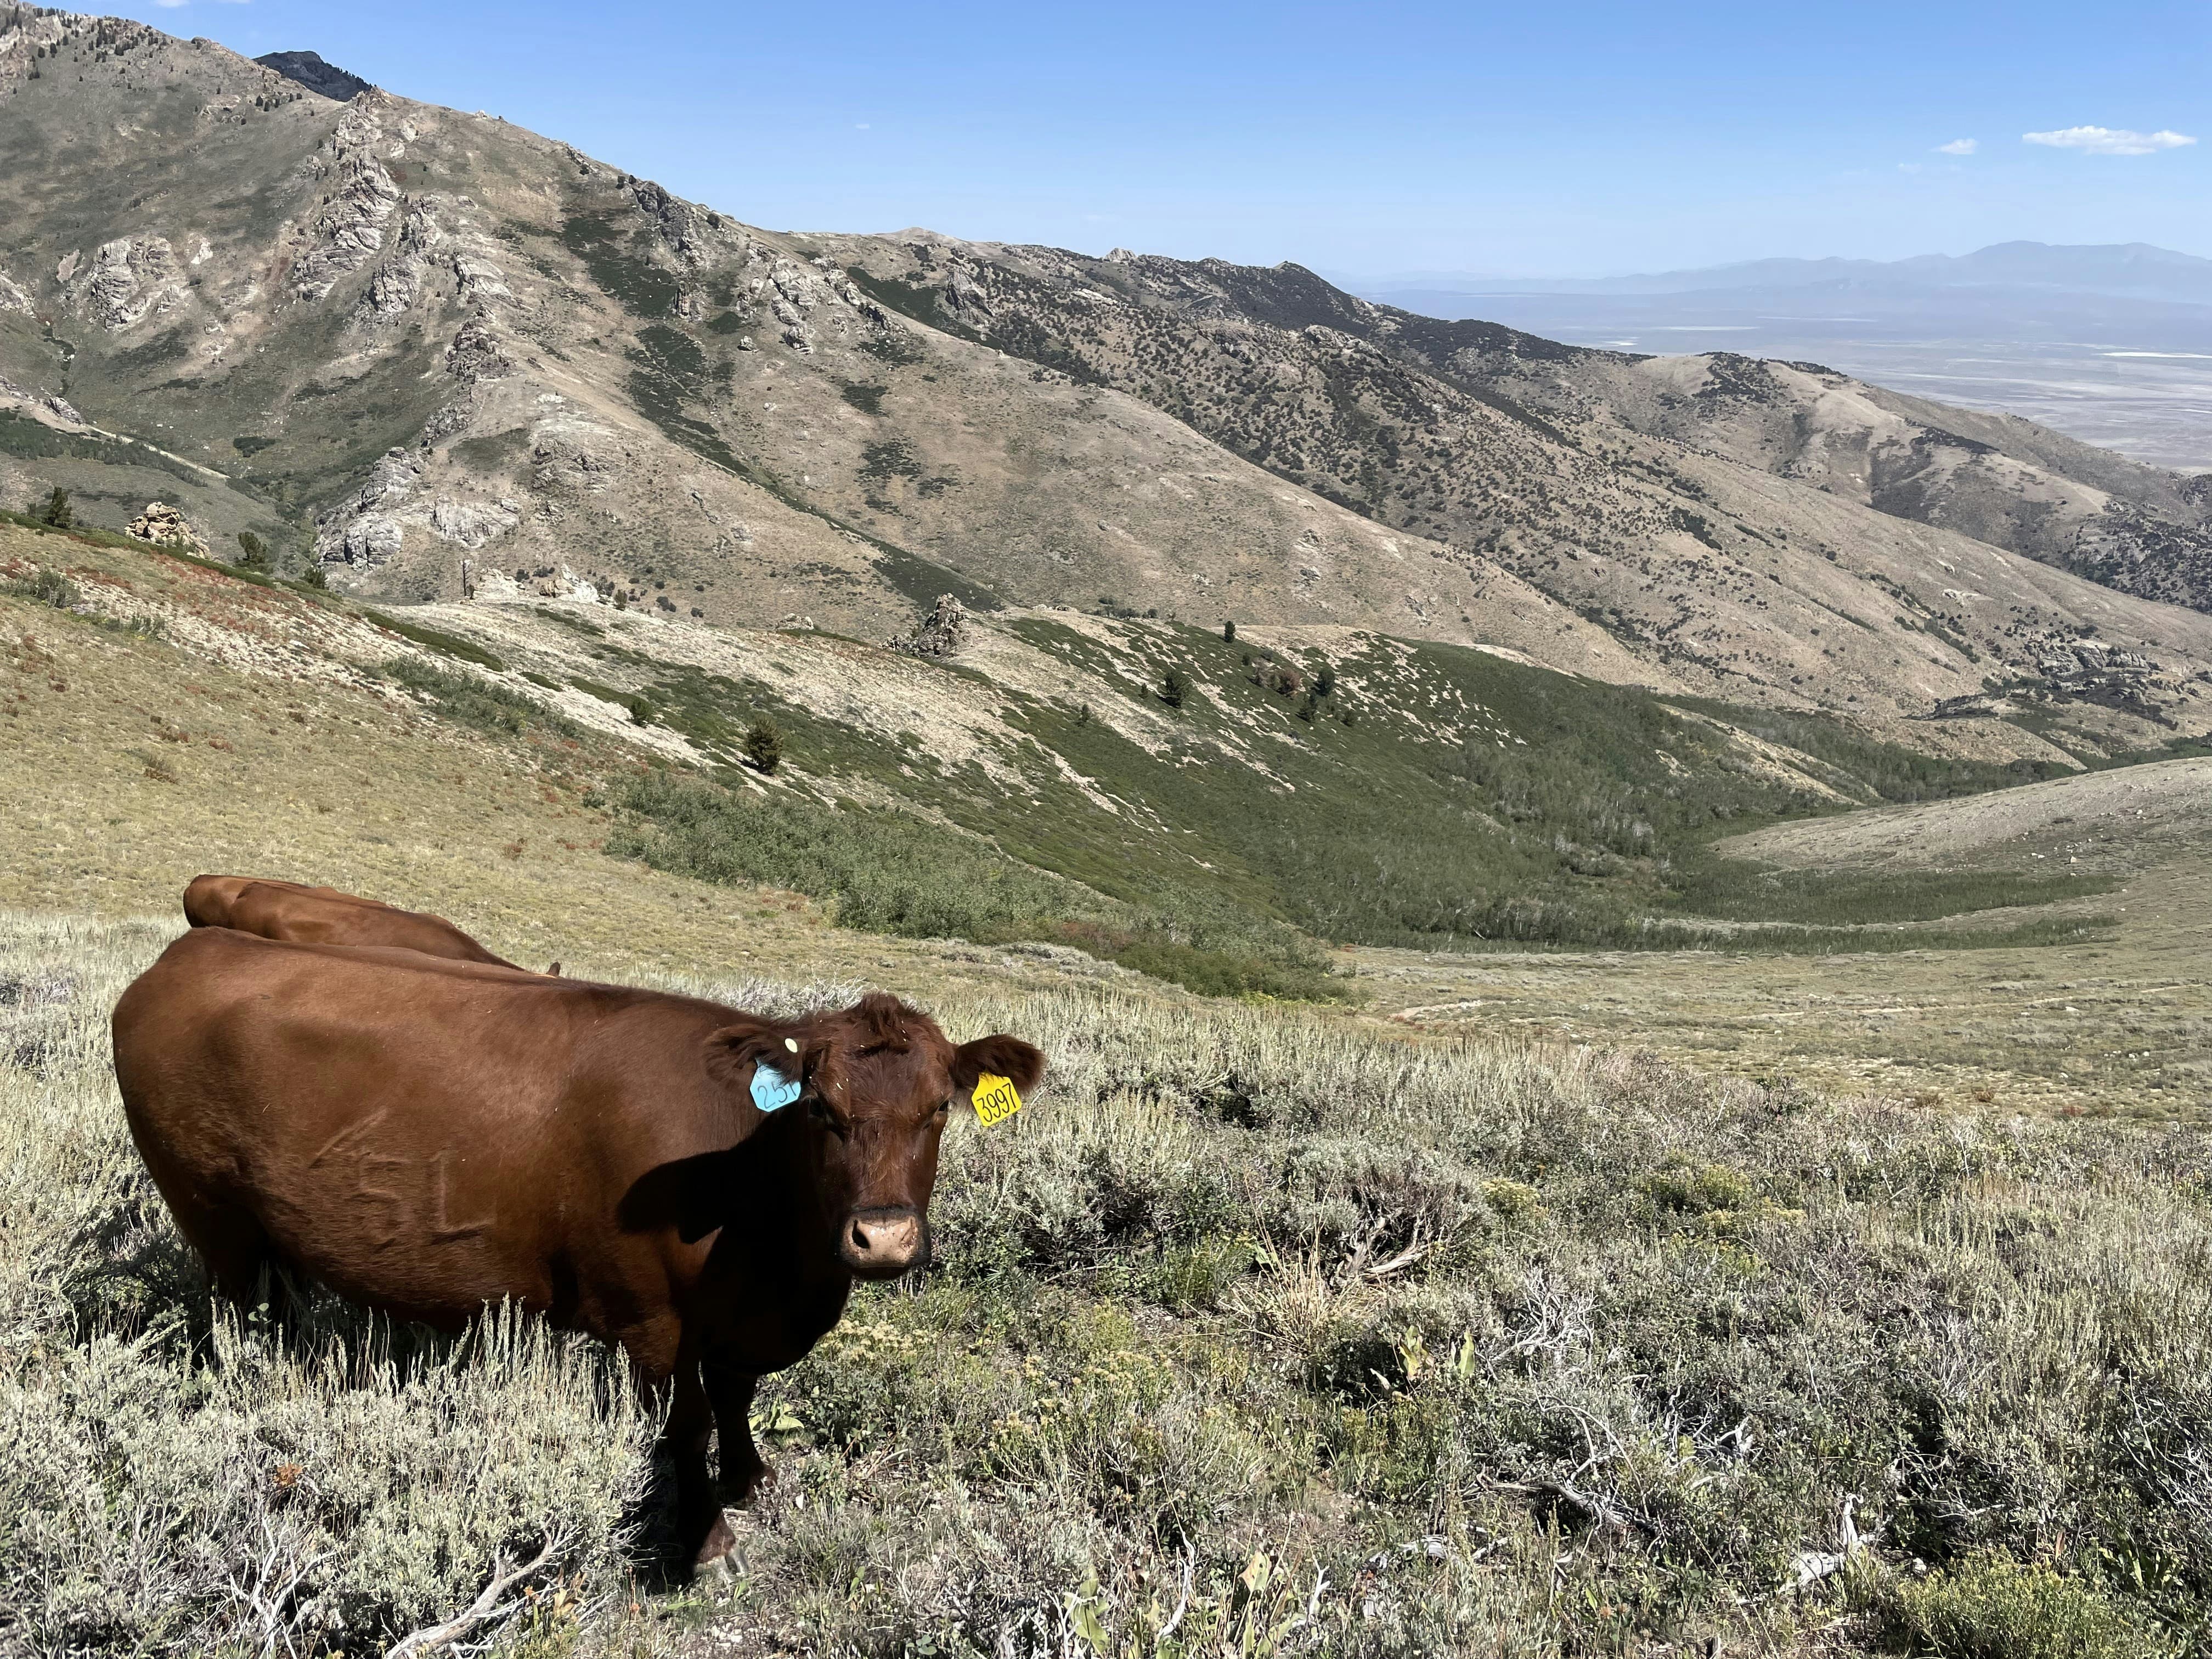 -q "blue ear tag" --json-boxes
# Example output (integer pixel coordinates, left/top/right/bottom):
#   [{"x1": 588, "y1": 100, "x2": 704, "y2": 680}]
[{"x1": 751, "y1": 1063, "x2": 803, "y2": 1114}]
